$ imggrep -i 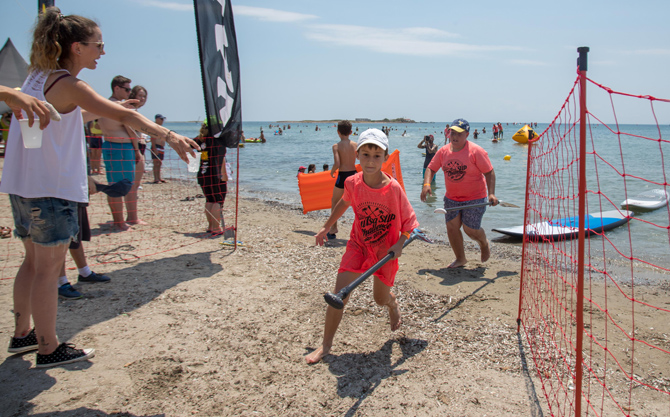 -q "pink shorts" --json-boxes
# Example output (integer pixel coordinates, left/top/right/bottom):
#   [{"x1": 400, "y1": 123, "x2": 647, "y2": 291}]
[{"x1": 338, "y1": 239, "x2": 398, "y2": 287}]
